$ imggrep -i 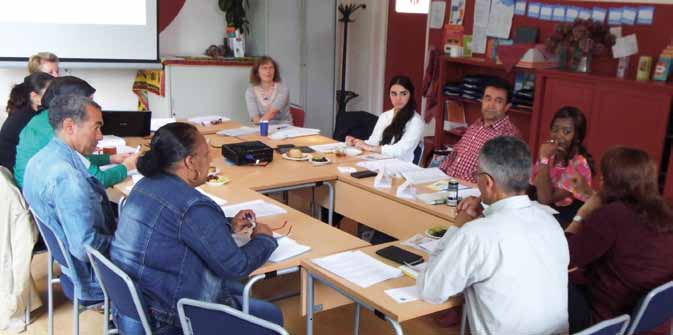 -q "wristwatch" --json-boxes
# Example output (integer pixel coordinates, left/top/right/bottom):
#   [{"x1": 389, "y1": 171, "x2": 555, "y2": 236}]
[
  {"x1": 539, "y1": 157, "x2": 550, "y2": 165},
  {"x1": 573, "y1": 215, "x2": 583, "y2": 222}
]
